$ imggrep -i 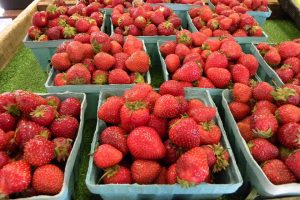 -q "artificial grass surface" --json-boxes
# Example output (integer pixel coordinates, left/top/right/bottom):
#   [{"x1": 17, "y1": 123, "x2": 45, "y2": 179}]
[{"x1": 0, "y1": 18, "x2": 299, "y2": 199}]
